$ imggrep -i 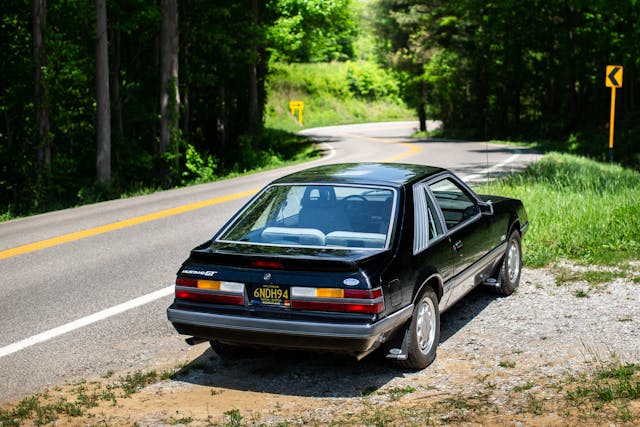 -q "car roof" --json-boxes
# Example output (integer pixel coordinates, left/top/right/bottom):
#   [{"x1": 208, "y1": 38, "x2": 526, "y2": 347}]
[{"x1": 272, "y1": 163, "x2": 445, "y2": 188}]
